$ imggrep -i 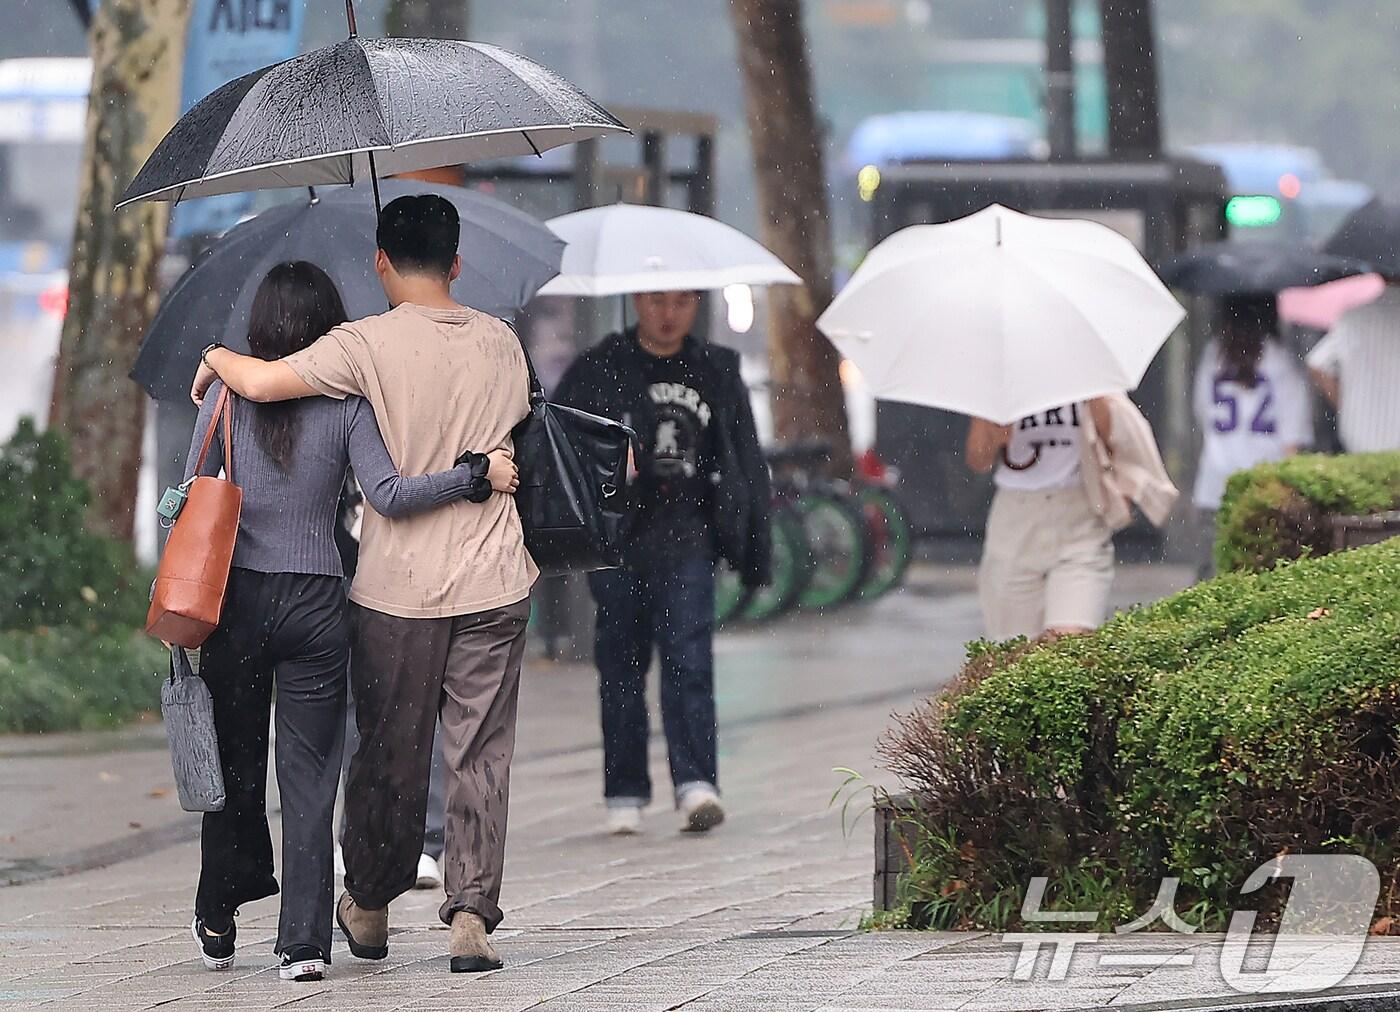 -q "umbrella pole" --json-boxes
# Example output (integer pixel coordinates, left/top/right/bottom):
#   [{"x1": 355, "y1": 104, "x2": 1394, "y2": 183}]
[
  {"x1": 367, "y1": 150, "x2": 383, "y2": 216},
  {"x1": 345, "y1": 0, "x2": 358, "y2": 37}
]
